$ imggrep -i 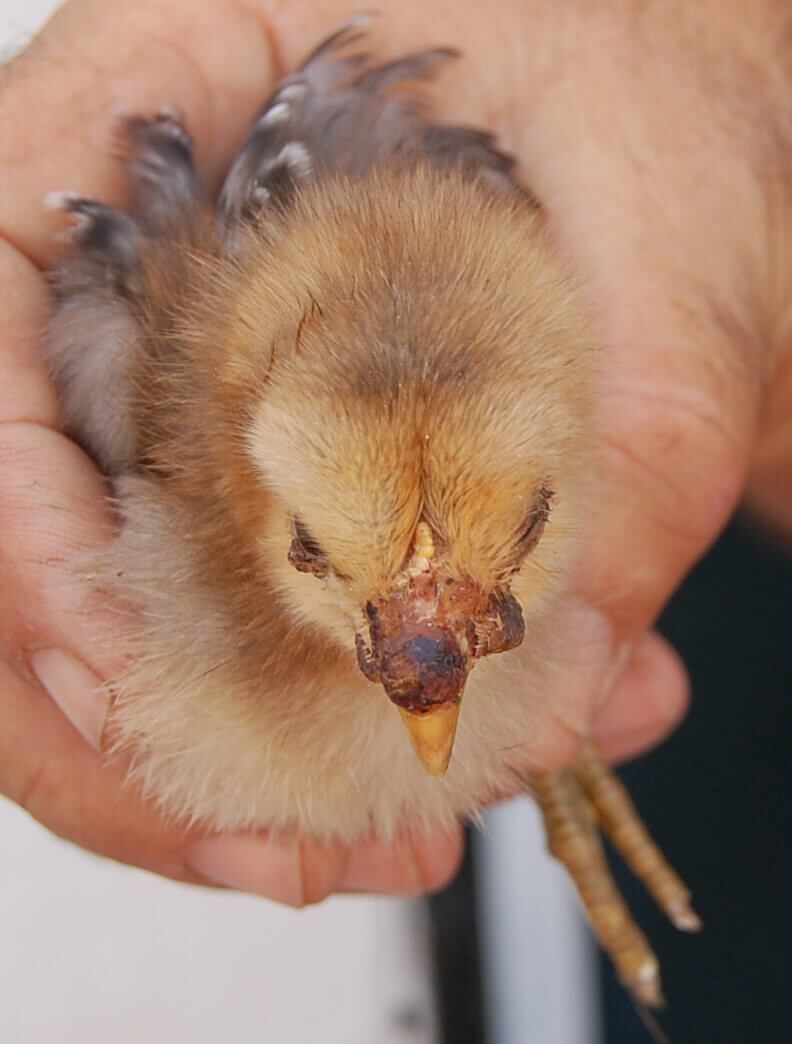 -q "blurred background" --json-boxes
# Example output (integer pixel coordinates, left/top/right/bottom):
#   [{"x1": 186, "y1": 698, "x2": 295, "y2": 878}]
[{"x1": 1, "y1": 3, "x2": 790, "y2": 1043}]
